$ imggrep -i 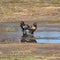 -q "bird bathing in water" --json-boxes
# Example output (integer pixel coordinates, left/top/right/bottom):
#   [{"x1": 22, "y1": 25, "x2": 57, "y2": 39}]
[{"x1": 20, "y1": 21, "x2": 37, "y2": 43}]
